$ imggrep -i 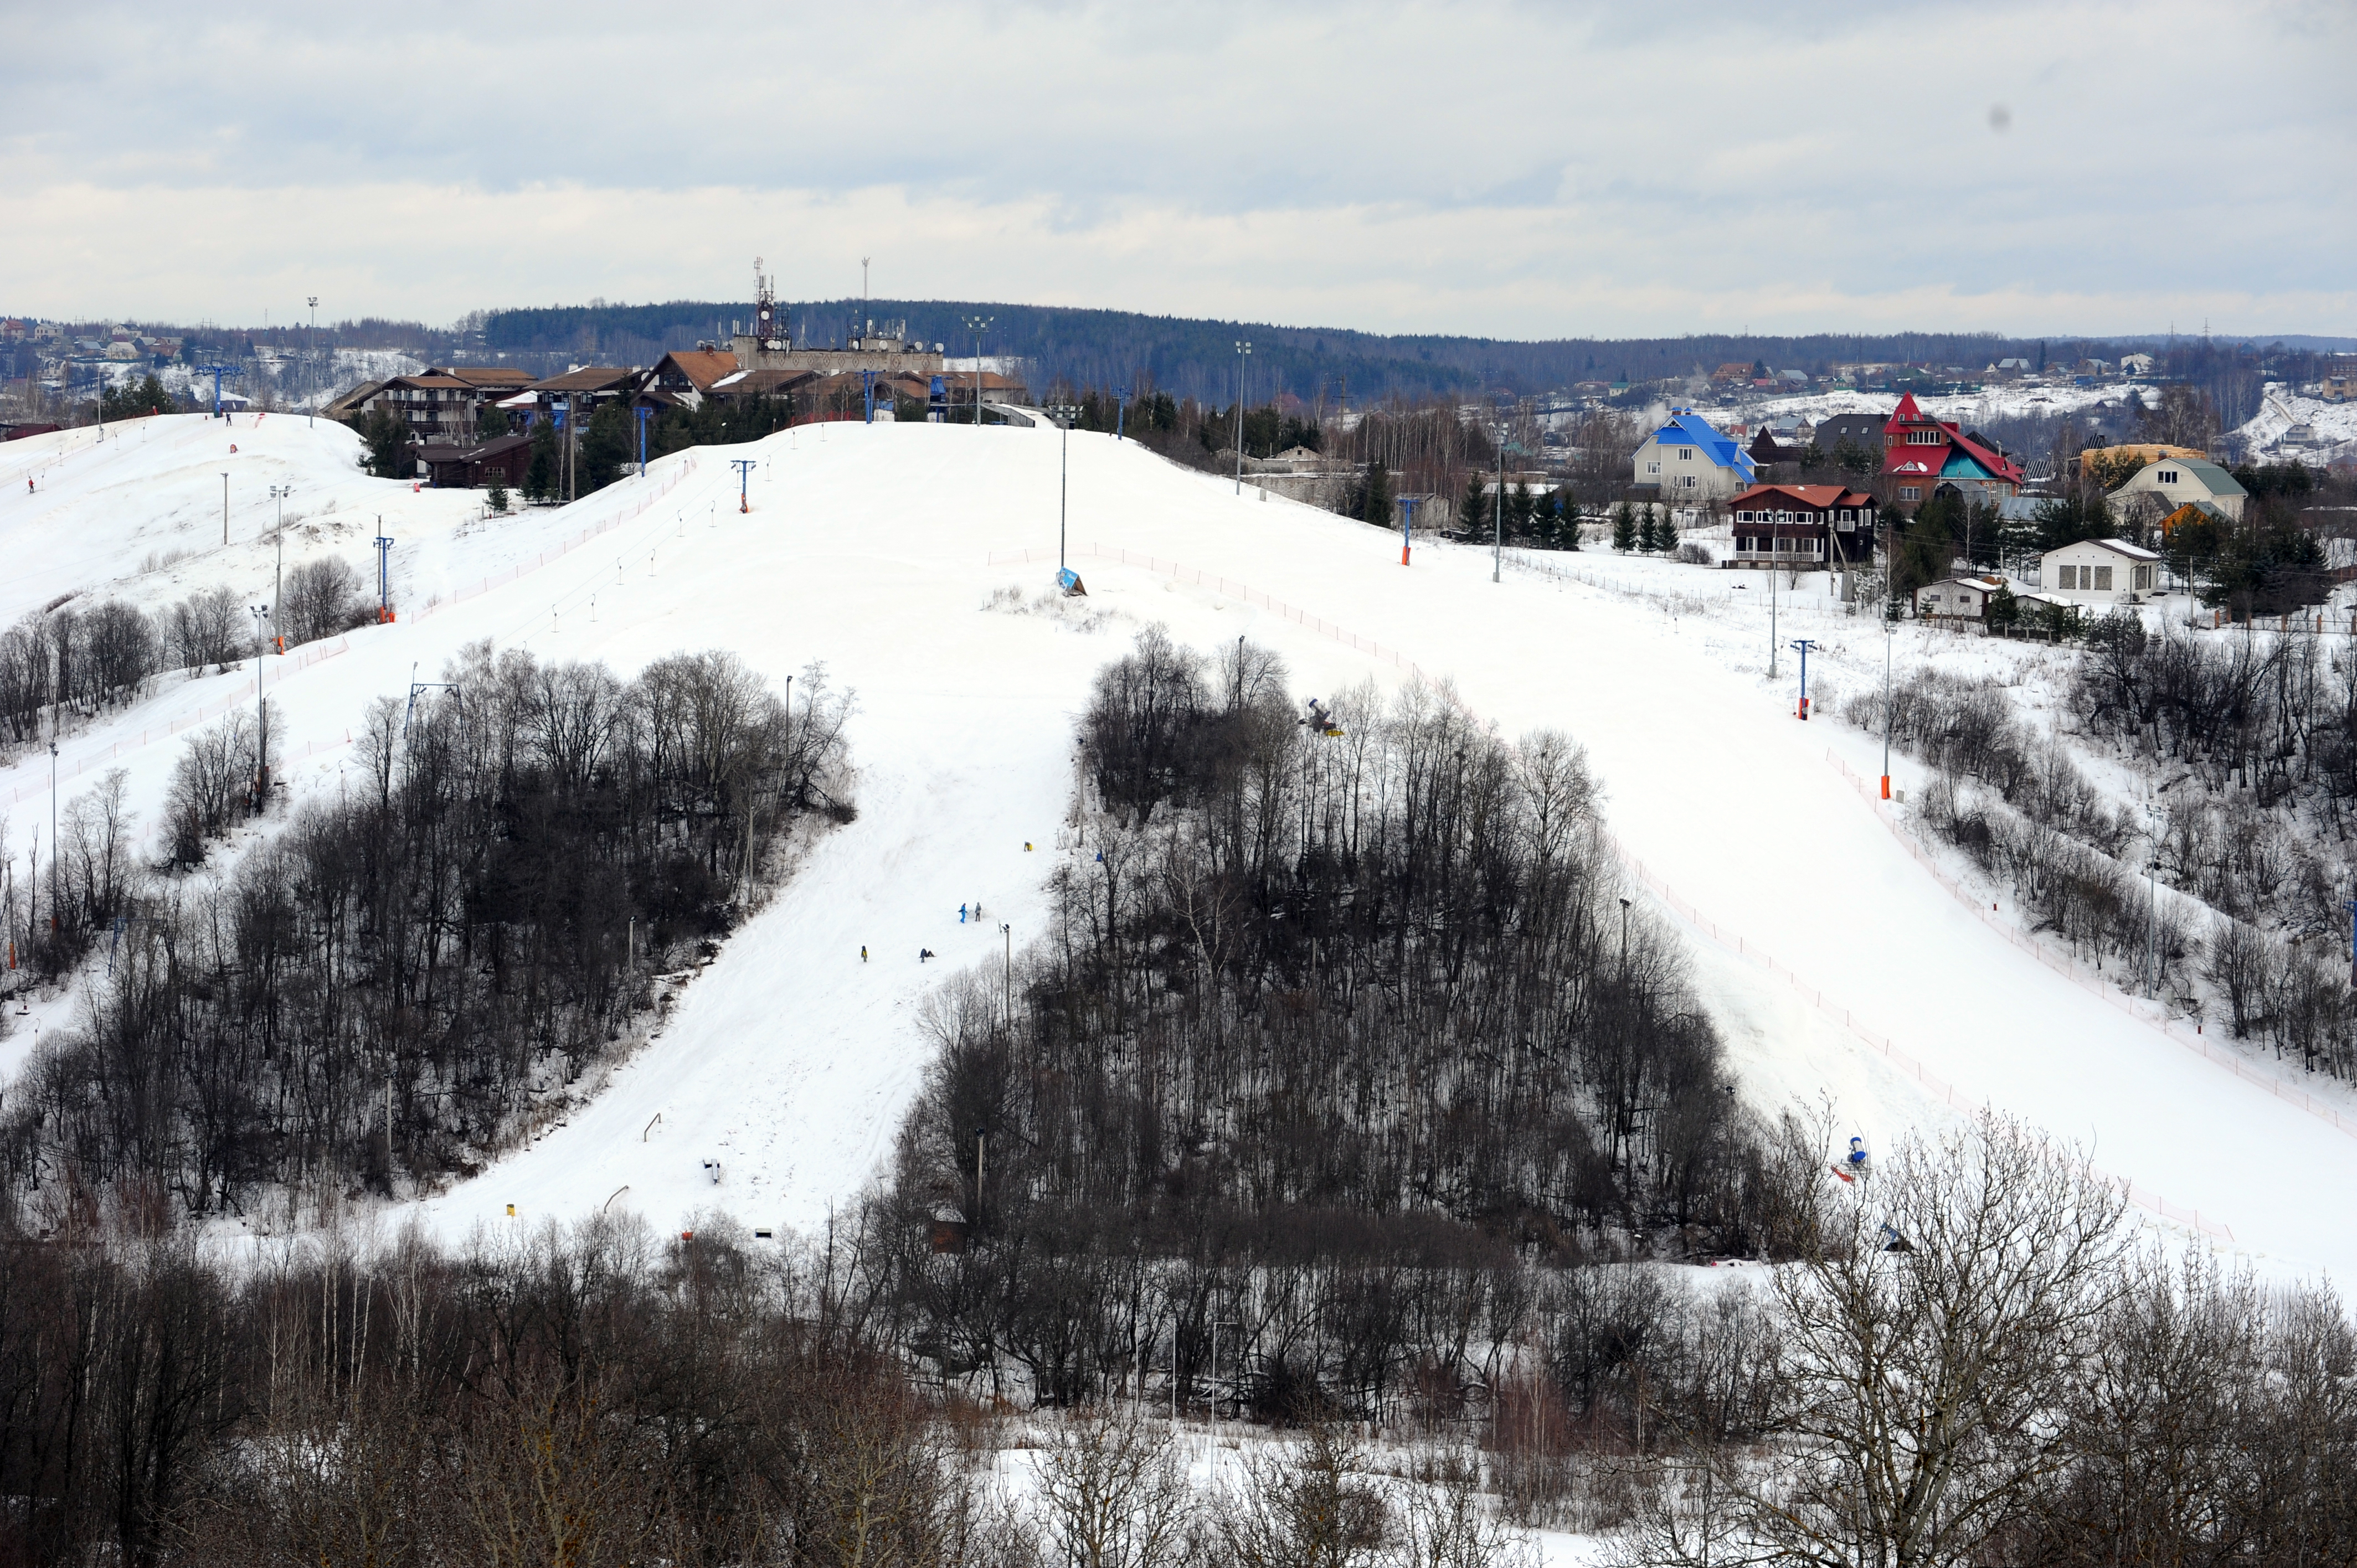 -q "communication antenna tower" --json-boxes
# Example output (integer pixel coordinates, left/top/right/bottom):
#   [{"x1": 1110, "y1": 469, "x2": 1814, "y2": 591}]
[{"x1": 753, "y1": 256, "x2": 784, "y2": 350}]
